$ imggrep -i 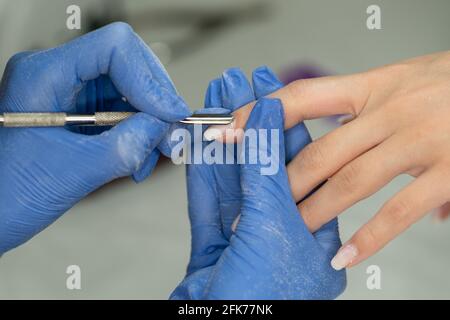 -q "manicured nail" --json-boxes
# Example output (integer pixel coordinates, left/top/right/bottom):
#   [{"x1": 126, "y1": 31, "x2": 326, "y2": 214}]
[
  {"x1": 204, "y1": 121, "x2": 235, "y2": 141},
  {"x1": 331, "y1": 244, "x2": 358, "y2": 270}
]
